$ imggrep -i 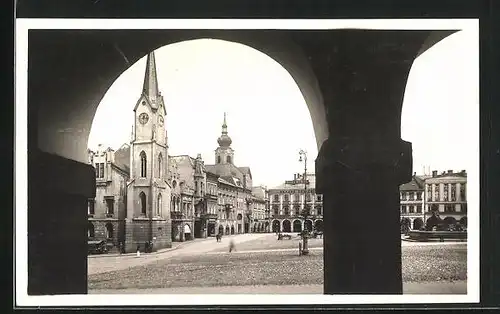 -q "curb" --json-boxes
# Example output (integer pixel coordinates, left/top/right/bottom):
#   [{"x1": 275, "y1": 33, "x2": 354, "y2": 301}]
[{"x1": 88, "y1": 241, "x2": 188, "y2": 259}]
